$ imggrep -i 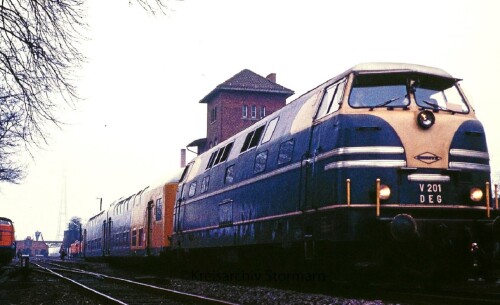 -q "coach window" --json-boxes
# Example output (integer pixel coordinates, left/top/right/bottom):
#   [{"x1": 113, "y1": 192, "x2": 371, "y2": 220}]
[
  {"x1": 155, "y1": 198, "x2": 163, "y2": 221},
  {"x1": 254, "y1": 151, "x2": 268, "y2": 174},
  {"x1": 138, "y1": 228, "x2": 144, "y2": 246},
  {"x1": 278, "y1": 139, "x2": 295, "y2": 165},
  {"x1": 131, "y1": 230, "x2": 137, "y2": 246},
  {"x1": 188, "y1": 181, "x2": 197, "y2": 197}
]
